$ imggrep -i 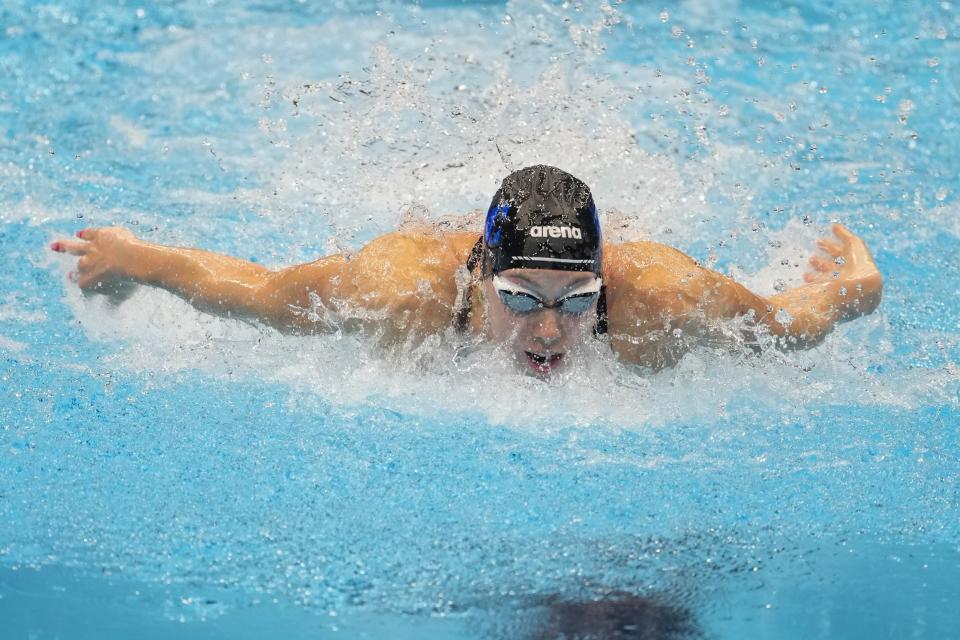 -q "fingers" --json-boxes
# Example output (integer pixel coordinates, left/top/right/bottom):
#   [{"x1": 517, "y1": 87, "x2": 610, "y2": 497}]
[
  {"x1": 809, "y1": 254, "x2": 835, "y2": 272},
  {"x1": 831, "y1": 223, "x2": 854, "y2": 242},
  {"x1": 77, "y1": 272, "x2": 97, "y2": 290},
  {"x1": 50, "y1": 227, "x2": 104, "y2": 254},
  {"x1": 817, "y1": 238, "x2": 843, "y2": 255},
  {"x1": 50, "y1": 239, "x2": 89, "y2": 255}
]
